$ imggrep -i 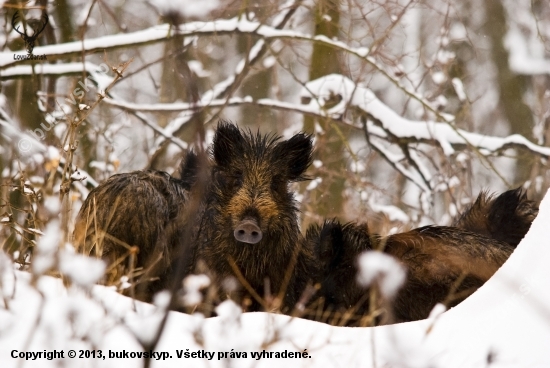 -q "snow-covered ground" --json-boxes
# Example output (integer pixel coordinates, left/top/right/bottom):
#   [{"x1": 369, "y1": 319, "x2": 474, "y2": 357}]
[{"x1": 1, "y1": 190, "x2": 549, "y2": 368}]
